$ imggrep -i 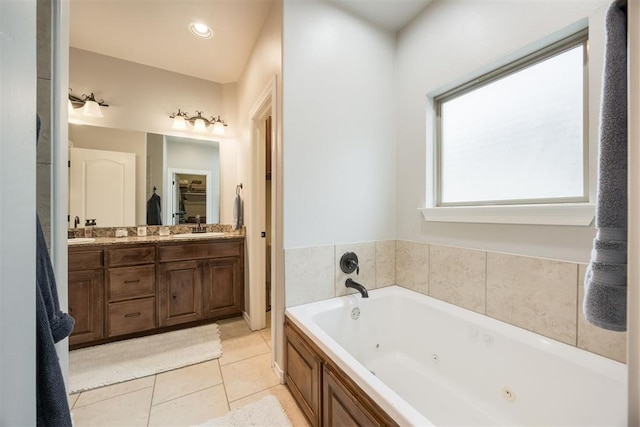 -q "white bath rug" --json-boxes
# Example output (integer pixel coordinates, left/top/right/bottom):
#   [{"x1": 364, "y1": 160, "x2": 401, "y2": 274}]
[
  {"x1": 69, "y1": 323, "x2": 222, "y2": 393},
  {"x1": 195, "y1": 395, "x2": 292, "y2": 427}
]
